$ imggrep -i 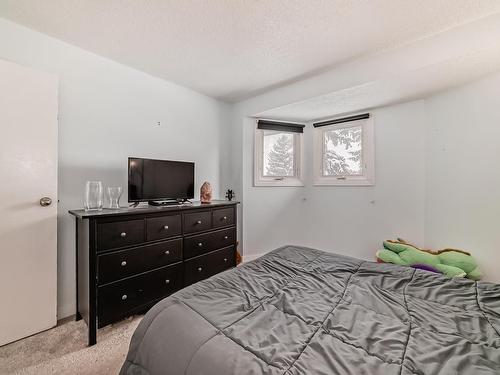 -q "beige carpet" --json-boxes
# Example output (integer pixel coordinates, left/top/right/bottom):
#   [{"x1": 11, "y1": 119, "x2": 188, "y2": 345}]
[{"x1": 0, "y1": 315, "x2": 142, "y2": 375}]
